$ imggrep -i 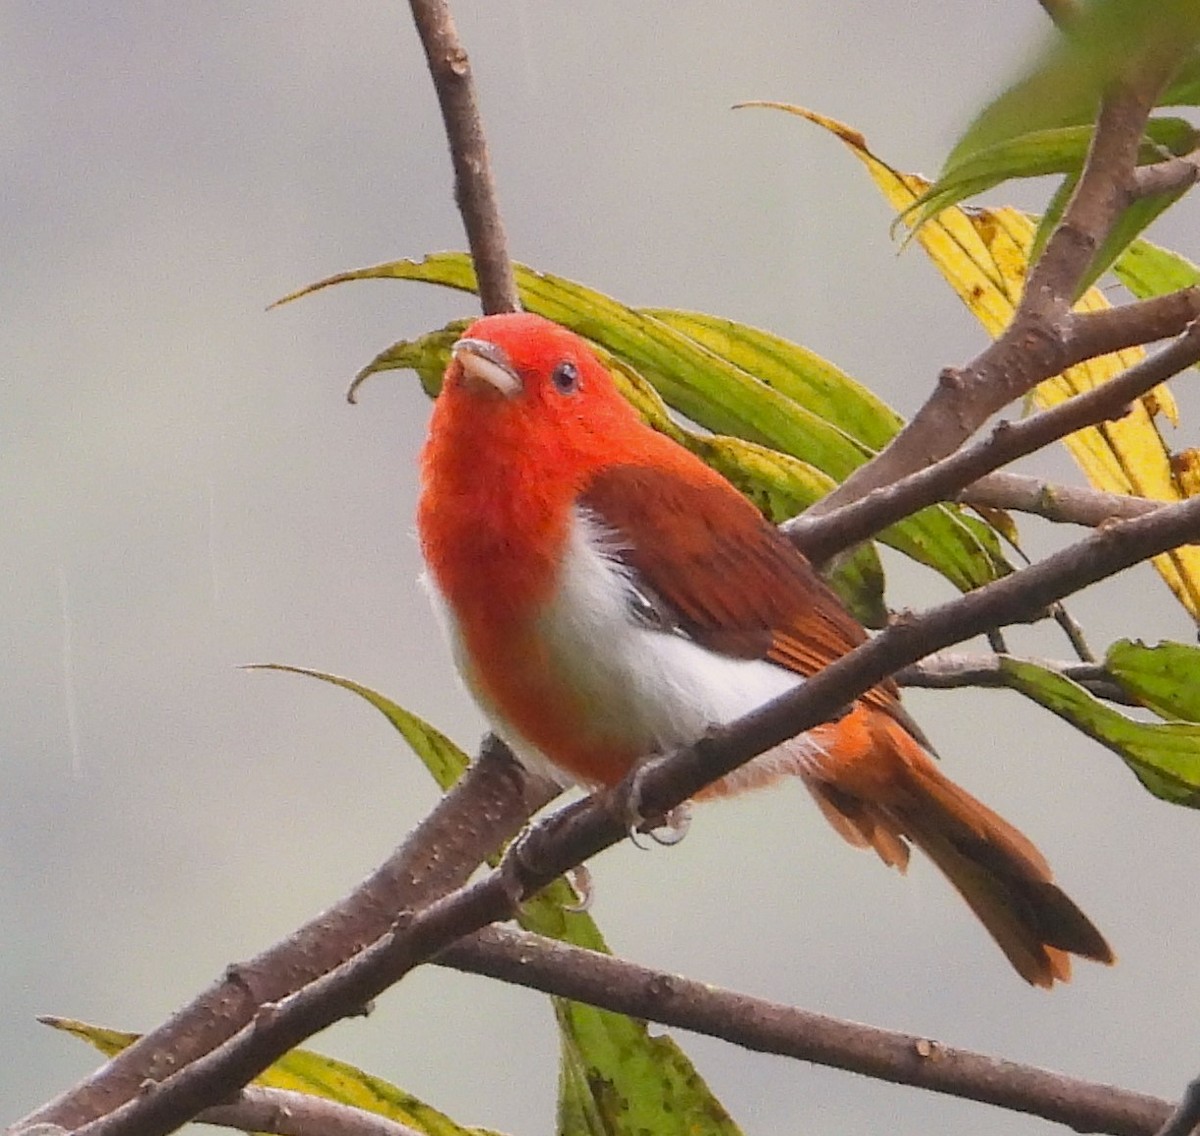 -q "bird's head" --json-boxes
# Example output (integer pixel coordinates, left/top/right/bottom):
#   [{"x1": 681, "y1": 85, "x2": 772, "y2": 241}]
[{"x1": 434, "y1": 312, "x2": 643, "y2": 471}]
